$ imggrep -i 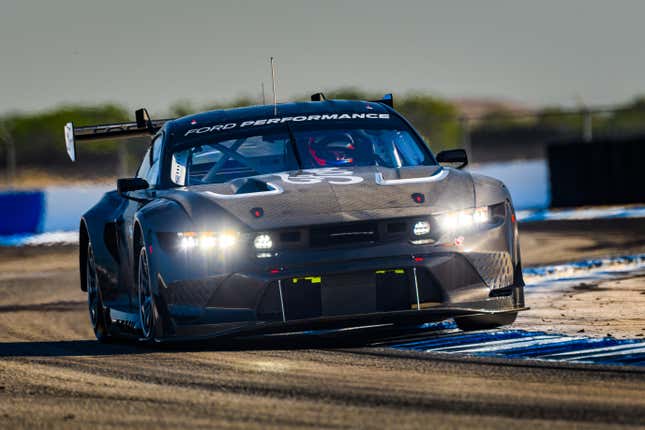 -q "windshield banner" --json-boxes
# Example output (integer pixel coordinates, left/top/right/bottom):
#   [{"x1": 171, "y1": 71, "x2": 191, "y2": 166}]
[{"x1": 184, "y1": 113, "x2": 391, "y2": 136}]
